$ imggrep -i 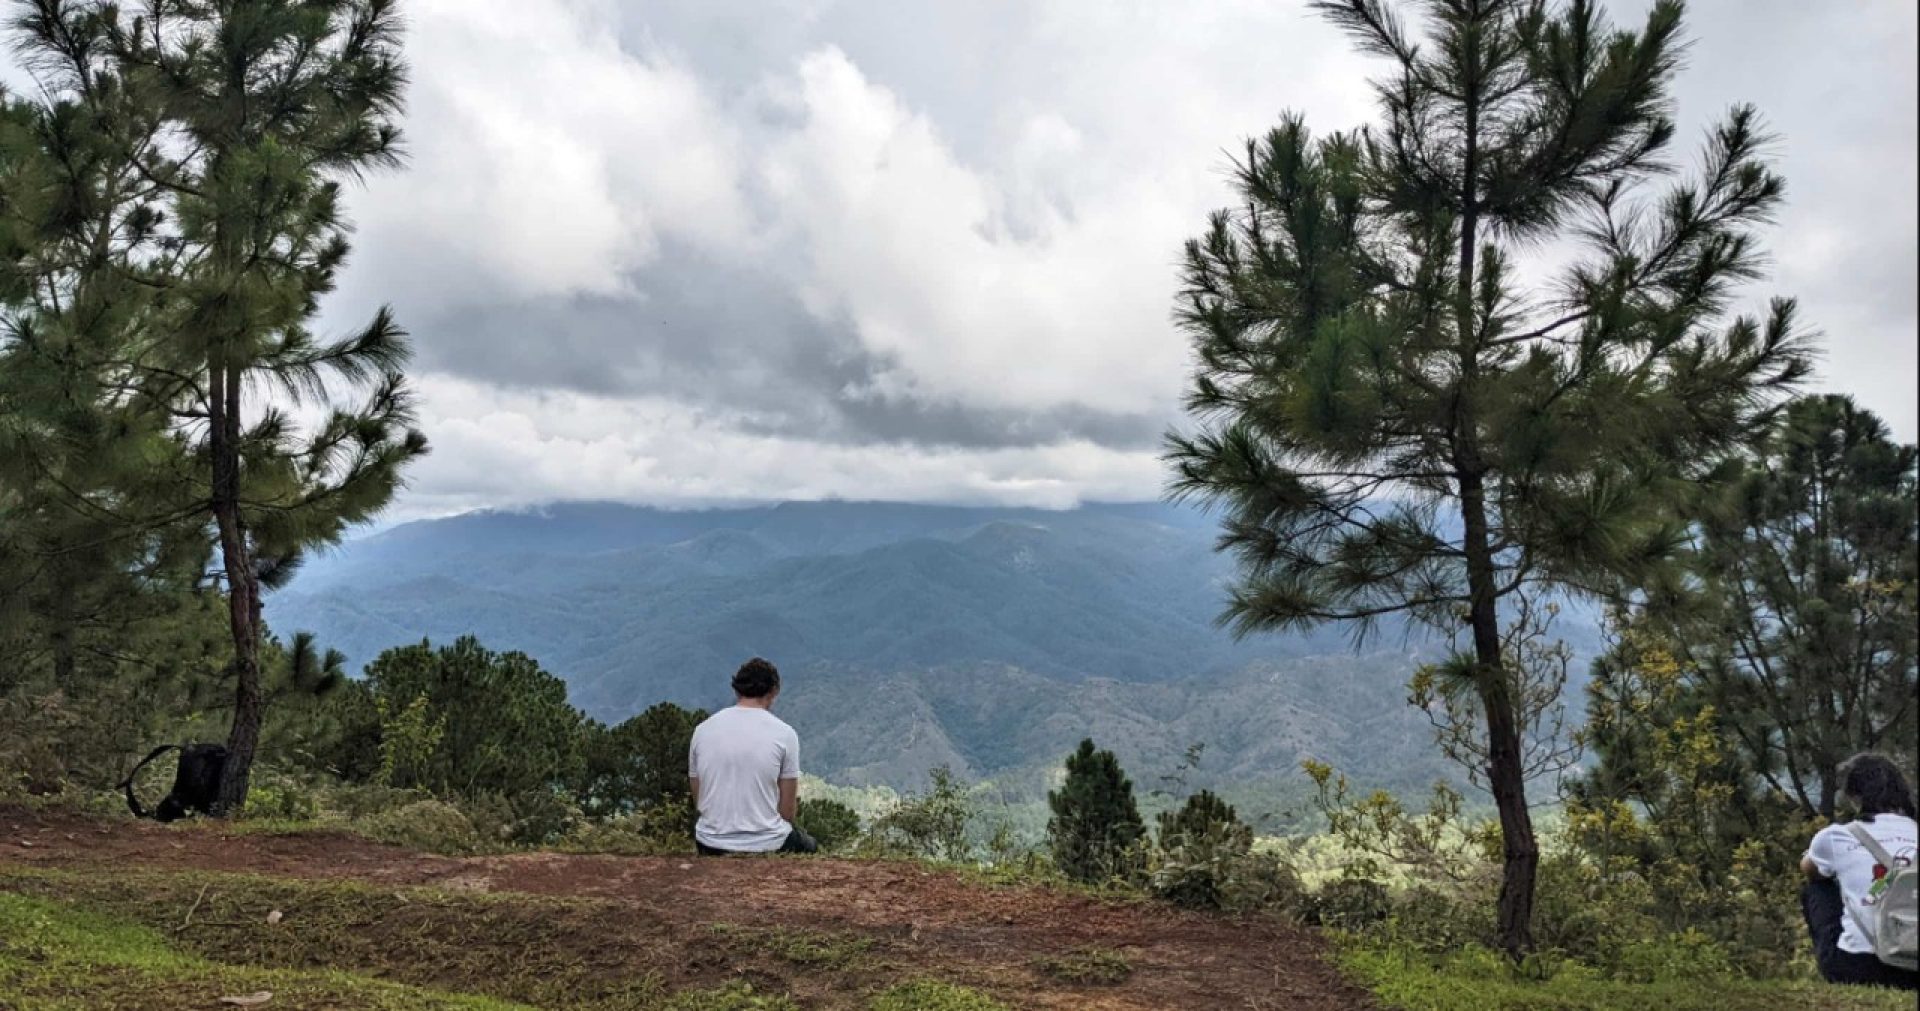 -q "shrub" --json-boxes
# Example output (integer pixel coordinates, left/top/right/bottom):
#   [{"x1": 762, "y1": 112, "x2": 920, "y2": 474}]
[
  {"x1": 449, "y1": 789, "x2": 581, "y2": 847},
  {"x1": 1154, "y1": 833, "x2": 1304, "y2": 913},
  {"x1": 865, "y1": 766, "x2": 973, "y2": 861},
  {"x1": 1047, "y1": 740, "x2": 1146, "y2": 884},
  {"x1": 796, "y1": 798, "x2": 862, "y2": 853},
  {"x1": 317, "y1": 782, "x2": 427, "y2": 820},
  {"x1": 1606, "y1": 930, "x2": 1734, "y2": 984},
  {"x1": 561, "y1": 798, "x2": 698, "y2": 855},
  {"x1": 1304, "y1": 876, "x2": 1391, "y2": 931},
  {"x1": 362, "y1": 638, "x2": 586, "y2": 799},
  {"x1": 0, "y1": 694, "x2": 78, "y2": 798},
  {"x1": 1220, "y1": 848, "x2": 1307, "y2": 913},
  {"x1": 237, "y1": 768, "x2": 319, "y2": 822},
  {"x1": 1150, "y1": 790, "x2": 1274, "y2": 910},
  {"x1": 1157, "y1": 789, "x2": 1243, "y2": 848},
  {"x1": 1382, "y1": 883, "x2": 1493, "y2": 952},
  {"x1": 358, "y1": 799, "x2": 484, "y2": 854},
  {"x1": 577, "y1": 702, "x2": 706, "y2": 819}
]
